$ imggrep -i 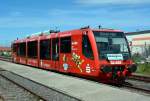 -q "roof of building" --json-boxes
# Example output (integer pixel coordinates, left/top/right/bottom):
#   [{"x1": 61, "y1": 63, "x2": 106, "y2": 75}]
[
  {"x1": 0, "y1": 47, "x2": 11, "y2": 51},
  {"x1": 126, "y1": 30, "x2": 150, "y2": 35}
]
